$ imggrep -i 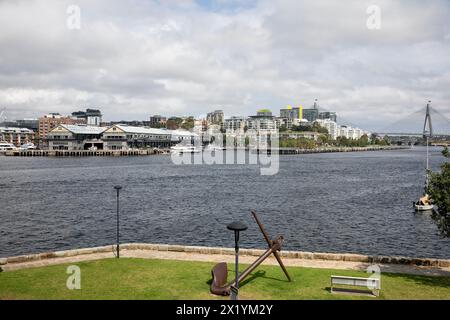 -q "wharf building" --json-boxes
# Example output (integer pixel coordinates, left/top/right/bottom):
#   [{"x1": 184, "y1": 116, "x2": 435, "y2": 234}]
[
  {"x1": 47, "y1": 124, "x2": 106, "y2": 150},
  {"x1": 46, "y1": 124, "x2": 198, "y2": 151}
]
